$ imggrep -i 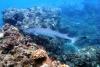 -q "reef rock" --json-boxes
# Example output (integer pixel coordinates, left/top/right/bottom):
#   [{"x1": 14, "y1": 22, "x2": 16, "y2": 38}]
[
  {"x1": 0, "y1": 24, "x2": 69, "y2": 67},
  {"x1": 3, "y1": 7, "x2": 61, "y2": 30}
]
